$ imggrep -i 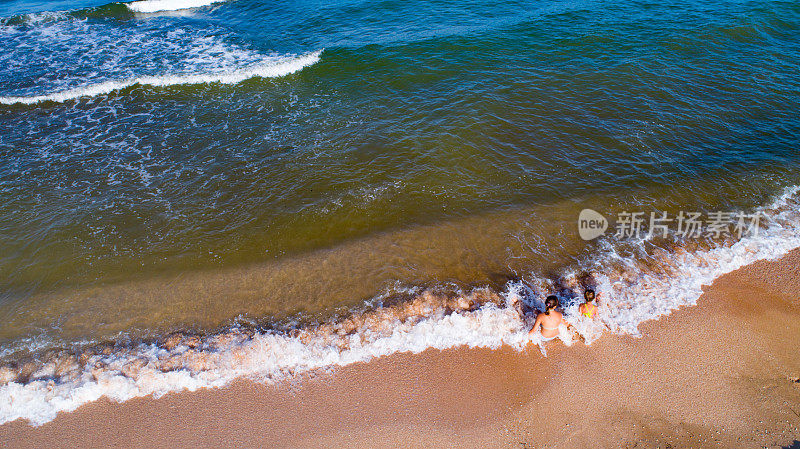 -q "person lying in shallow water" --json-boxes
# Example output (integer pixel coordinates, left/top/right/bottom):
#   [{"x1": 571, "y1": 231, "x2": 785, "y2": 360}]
[
  {"x1": 579, "y1": 288, "x2": 598, "y2": 319},
  {"x1": 529, "y1": 295, "x2": 566, "y2": 341}
]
